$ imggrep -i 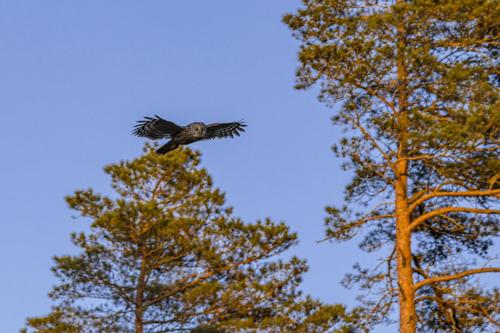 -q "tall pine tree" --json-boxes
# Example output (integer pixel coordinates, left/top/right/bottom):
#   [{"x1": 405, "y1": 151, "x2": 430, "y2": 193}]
[
  {"x1": 22, "y1": 147, "x2": 352, "y2": 333},
  {"x1": 284, "y1": 1, "x2": 499, "y2": 332}
]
